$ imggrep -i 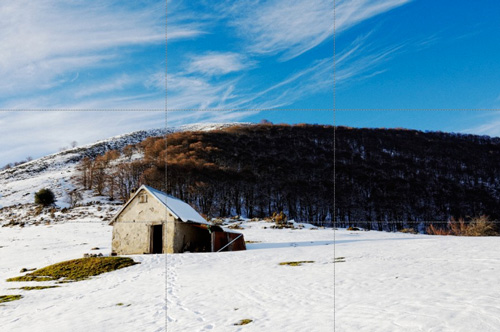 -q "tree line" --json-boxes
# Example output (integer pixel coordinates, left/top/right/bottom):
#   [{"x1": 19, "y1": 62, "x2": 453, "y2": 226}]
[
  {"x1": 77, "y1": 124, "x2": 333, "y2": 223},
  {"x1": 335, "y1": 126, "x2": 500, "y2": 227},
  {"x1": 76, "y1": 124, "x2": 500, "y2": 226}
]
